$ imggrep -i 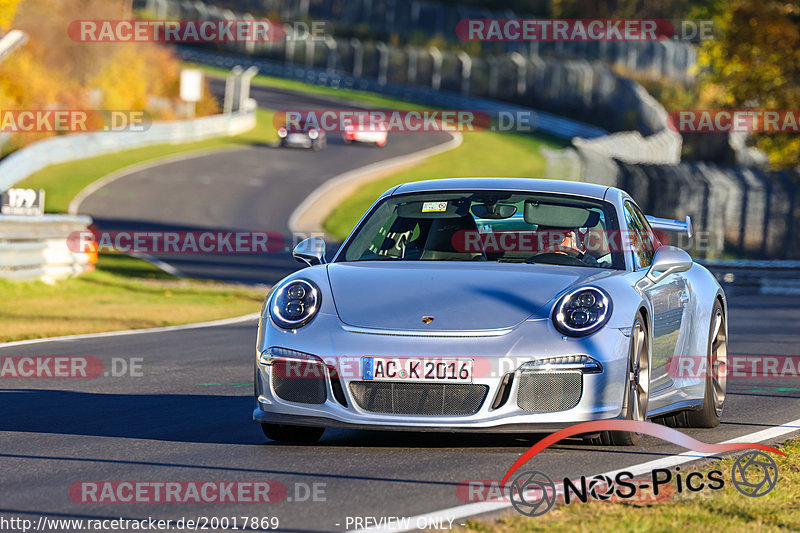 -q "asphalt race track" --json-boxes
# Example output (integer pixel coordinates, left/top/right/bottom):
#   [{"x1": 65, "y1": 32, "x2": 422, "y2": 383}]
[
  {"x1": 2, "y1": 85, "x2": 800, "y2": 532},
  {"x1": 2, "y1": 294, "x2": 800, "y2": 531},
  {"x1": 76, "y1": 80, "x2": 455, "y2": 284}
]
